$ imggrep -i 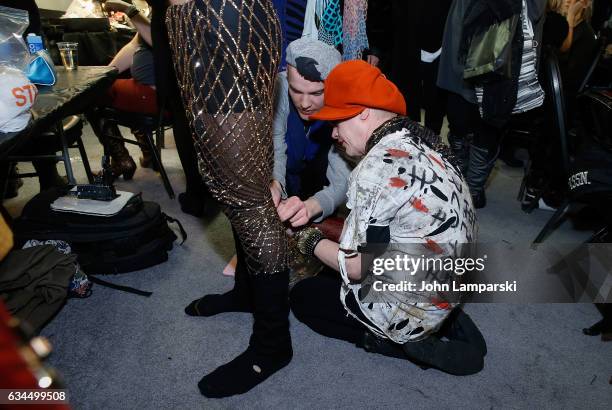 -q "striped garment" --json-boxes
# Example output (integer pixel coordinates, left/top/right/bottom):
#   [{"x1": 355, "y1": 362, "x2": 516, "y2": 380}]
[{"x1": 476, "y1": 0, "x2": 544, "y2": 116}]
